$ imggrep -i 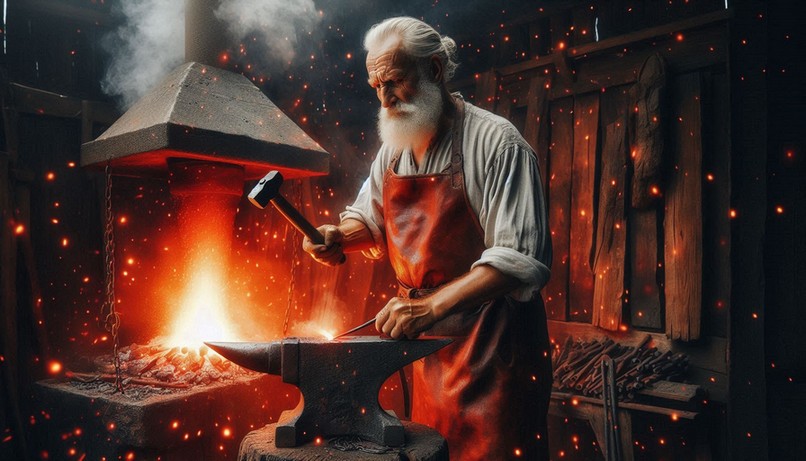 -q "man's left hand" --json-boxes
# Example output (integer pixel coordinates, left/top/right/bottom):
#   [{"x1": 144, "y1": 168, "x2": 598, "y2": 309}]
[{"x1": 375, "y1": 297, "x2": 440, "y2": 339}]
